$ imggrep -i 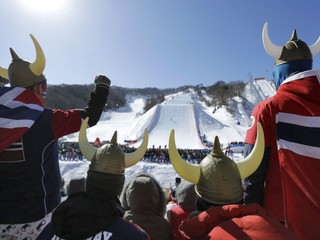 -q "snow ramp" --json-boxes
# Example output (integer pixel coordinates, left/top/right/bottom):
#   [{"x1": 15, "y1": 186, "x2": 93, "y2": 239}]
[{"x1": 127, "y1": 93, "x2": 206, "y2": 149}]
